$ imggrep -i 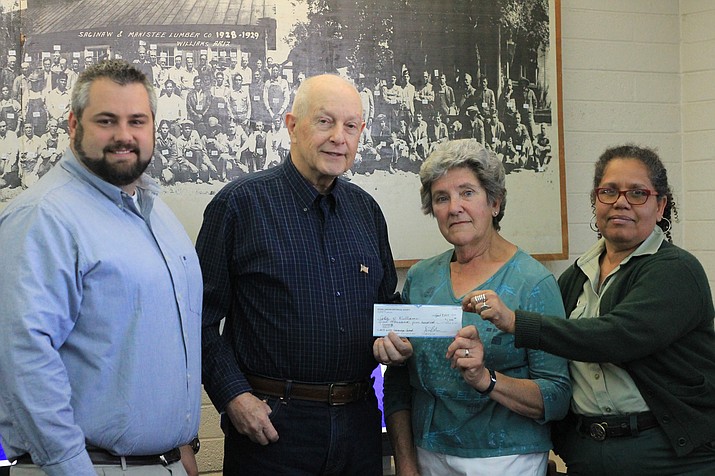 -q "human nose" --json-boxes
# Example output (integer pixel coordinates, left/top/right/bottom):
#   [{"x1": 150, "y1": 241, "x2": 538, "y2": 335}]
[
  {"x1": 113, "y1": 122, "x2": 133, "y2": 143},
  {"x1": 329, "y1": 124, "x2": 346, "y2": 144},
  {"x1": 613, "y1": 191, "x2": 631, "y2": 207},
  {"x1": 448, "y1": 195, "x2": 463, "y2": 214}
]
